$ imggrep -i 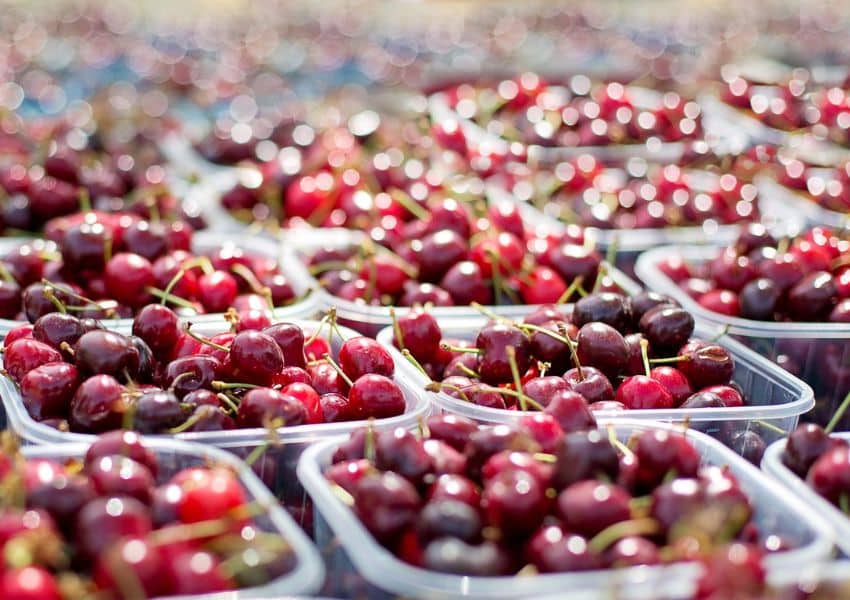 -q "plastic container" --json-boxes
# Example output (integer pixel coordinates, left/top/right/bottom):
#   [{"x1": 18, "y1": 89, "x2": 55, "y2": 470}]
[
  {"x1": 23, "y1": 437, "x2": 325, "y2": 597},
  {"x1": 377, "y1": 317, "x2": 814, "y2": 451},
  {"x1": 2, "y1": 318, "x2": 431, "y2": 529},
  {"x1": 283, "y1": 227, "x2": 642, "y2": 337},
  {"x1": 298, "y1": 419, "x2": 834, "y2": 599},
  {"x1": 0, "y1": 230, "x2": 319, "y2": 336},
  {"x1": 762, "y1": 432, "x2": 850, "y2": 556},
  {"x1": 635, "y1": 244, "x2": 850, "y2": 428},
  {"x1": 758, "y1": 173, "x2": 850, "y2": 229}
]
